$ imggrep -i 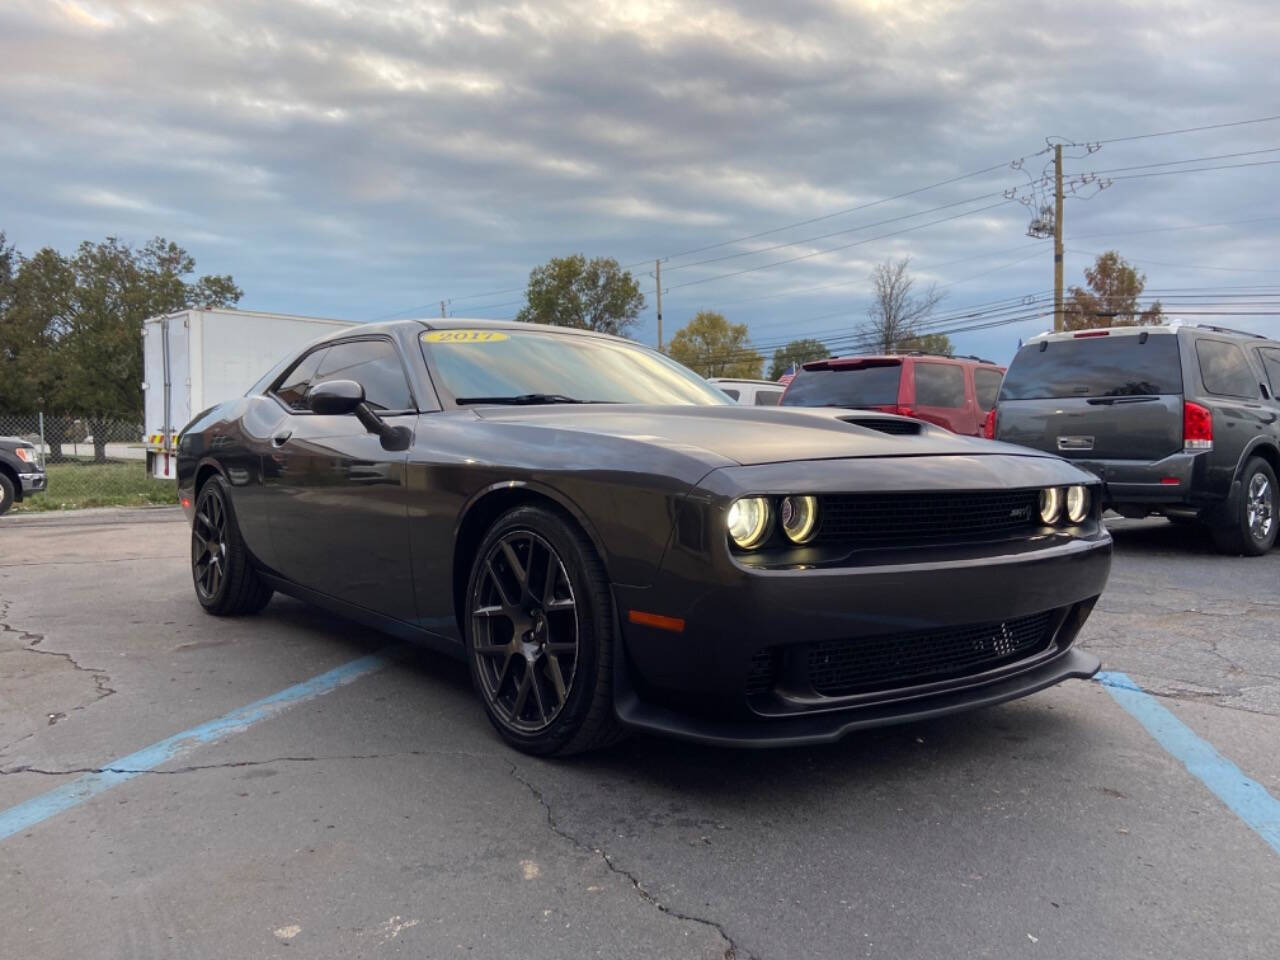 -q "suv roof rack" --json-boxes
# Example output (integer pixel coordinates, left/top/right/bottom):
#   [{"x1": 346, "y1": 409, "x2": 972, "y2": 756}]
[
  {"x1": 901, "y1": 351, "x2": 994, "y2": 363},
  {"x1": 1195, "y1": 323, "x2": 1269, "y2": 340}
]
